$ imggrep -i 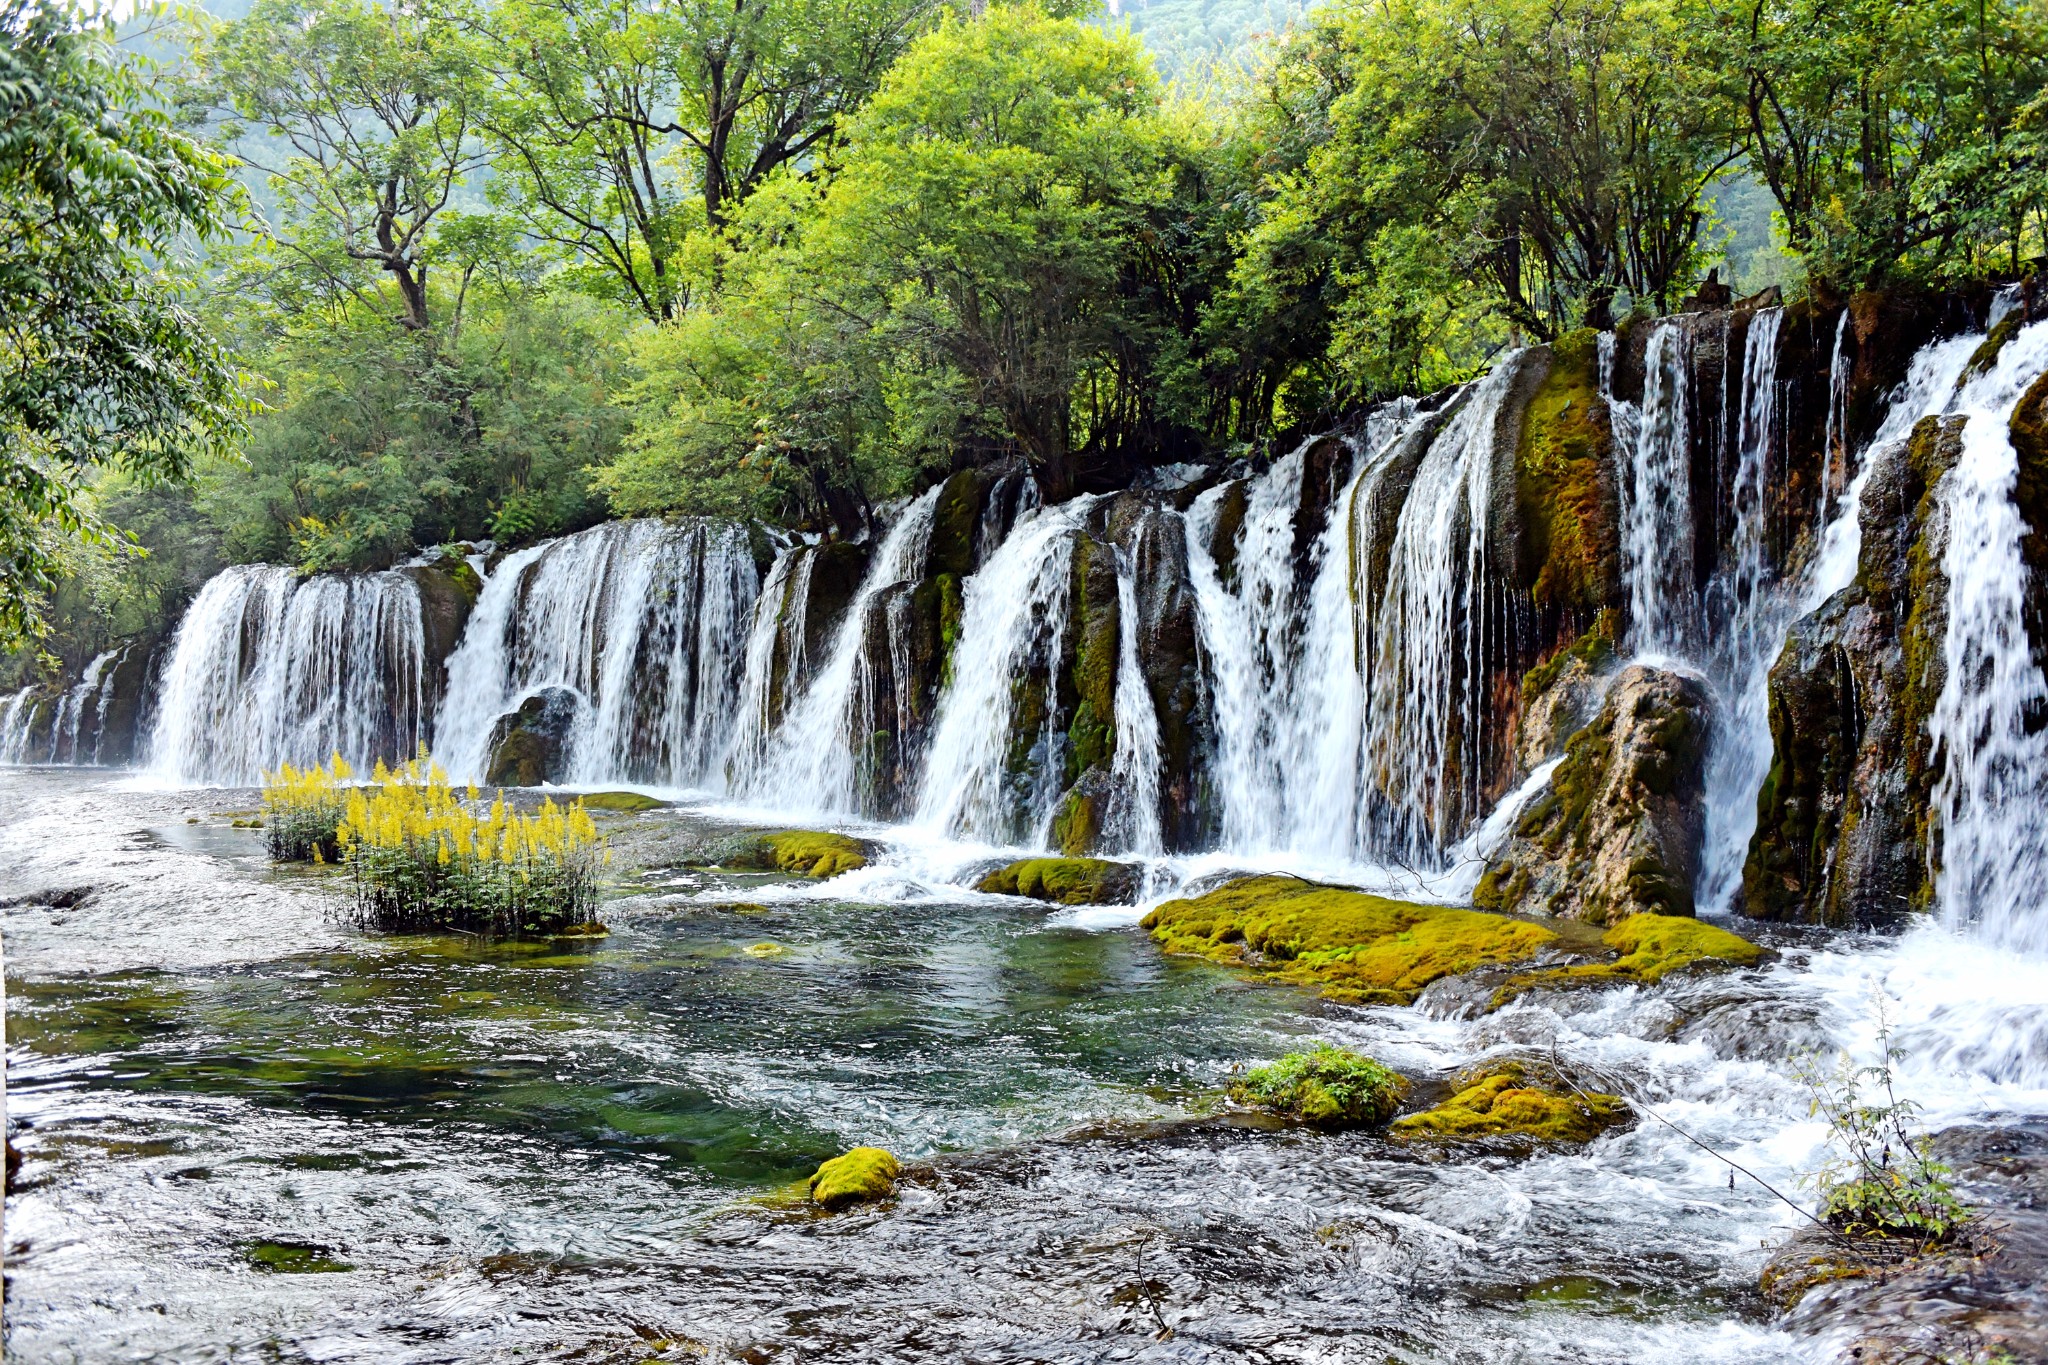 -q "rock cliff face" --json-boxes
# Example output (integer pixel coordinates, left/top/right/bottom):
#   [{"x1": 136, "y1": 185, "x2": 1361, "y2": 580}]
[{"x1": 1741, "y1": 417, "x2": 1962, "y2": 926}]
